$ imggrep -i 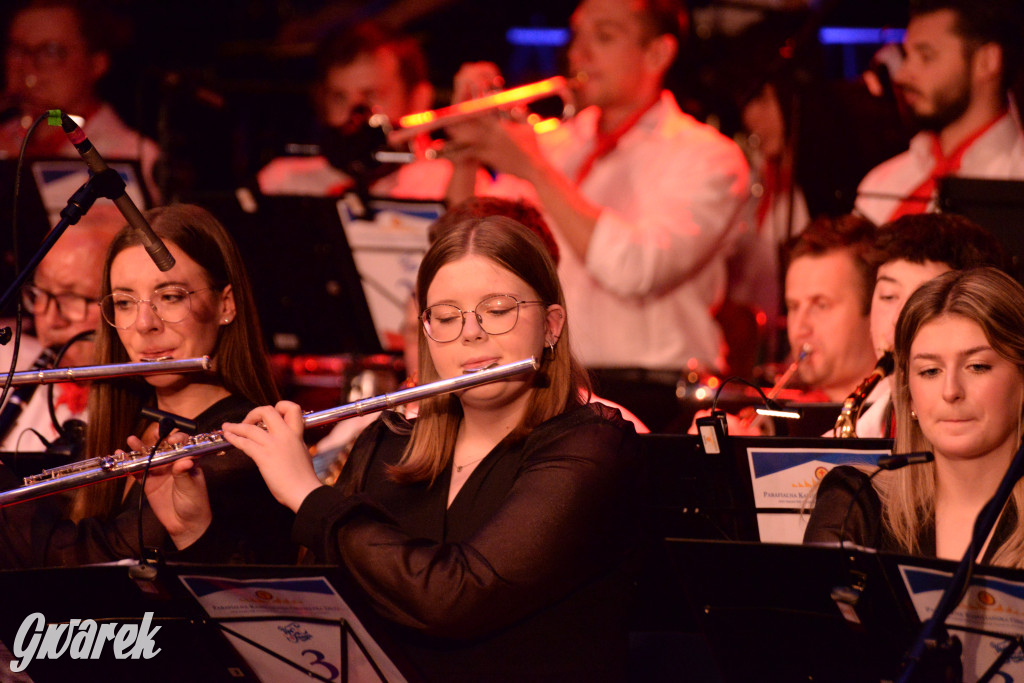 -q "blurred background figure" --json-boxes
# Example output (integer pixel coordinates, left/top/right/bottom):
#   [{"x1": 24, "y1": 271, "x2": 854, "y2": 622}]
[
  {"x1": 781, "y1": 214, "x2": 877, "y2": 402},
  {"x1": 0, "y1": 204, "x2": 122, "y2": 455},
  {"x1": 257, "y1": 22, "x2": 453, "y2": 199},
  {"x1": 0, "y1": 0, "x2": 160, "y2": 200},
  {"x1": 857, "y1": 0, "x2": 1024, "y2": 224}
]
